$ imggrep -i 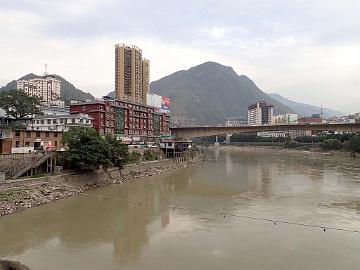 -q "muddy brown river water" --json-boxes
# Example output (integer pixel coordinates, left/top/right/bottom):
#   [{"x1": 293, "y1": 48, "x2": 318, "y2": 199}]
[{"x1": 1, "y1": 147, "x2": 360, "y2": 270}]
